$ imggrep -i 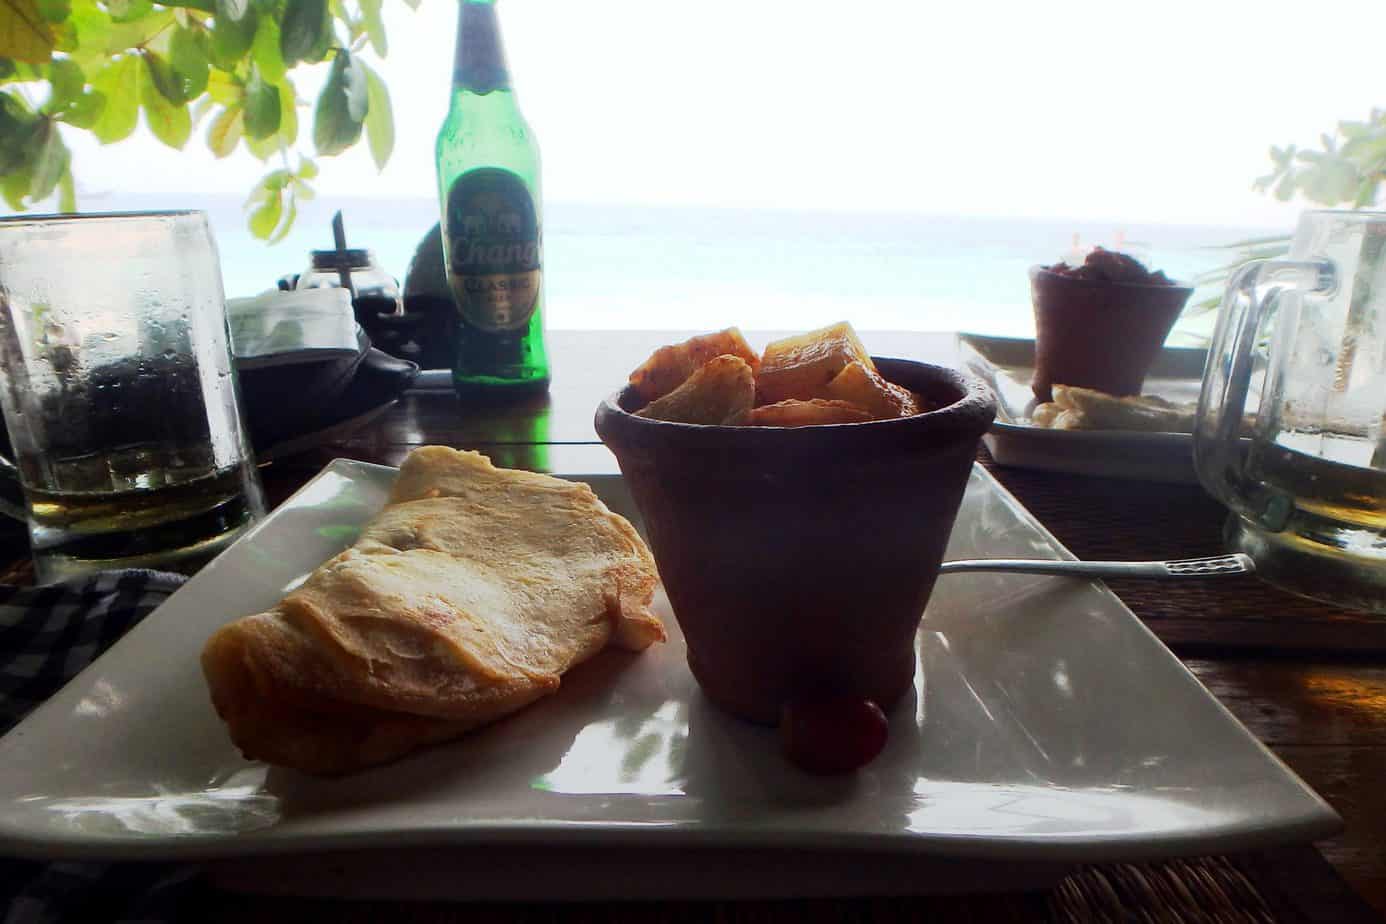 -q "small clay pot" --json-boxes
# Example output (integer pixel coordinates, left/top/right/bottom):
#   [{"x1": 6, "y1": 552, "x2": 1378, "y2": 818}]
[
  {"x1": 594, "y1": 359, "x2": 996, "y2": 726},
  {"x1": 1030, "y1": 266, "x2": 1193, "y2": 403}
]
